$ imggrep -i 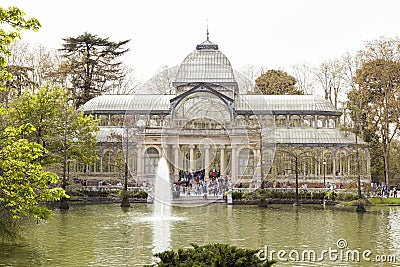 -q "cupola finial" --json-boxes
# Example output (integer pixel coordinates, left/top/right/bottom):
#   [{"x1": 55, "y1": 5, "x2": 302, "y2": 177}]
[
  {"x1": 207, "y1": 20, "x2": 209, "y2": 41},
  {"x1": 196, "y1": 21, "x2": 218, "y2": 50}
]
